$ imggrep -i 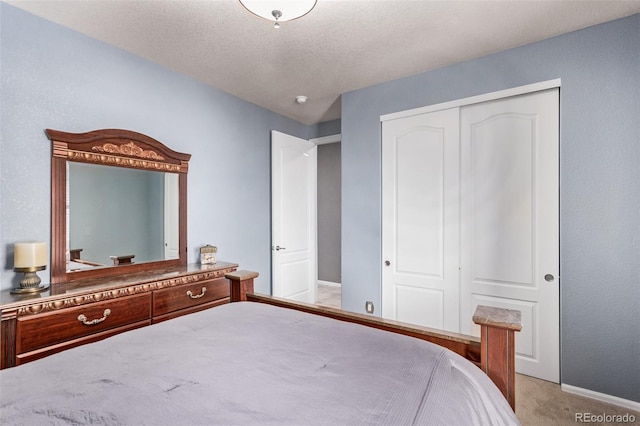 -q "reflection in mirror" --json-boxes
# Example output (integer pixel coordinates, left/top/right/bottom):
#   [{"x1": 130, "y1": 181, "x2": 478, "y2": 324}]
[{"x1": 66, "y1": 162, "x2": 179, "y2": 272}]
